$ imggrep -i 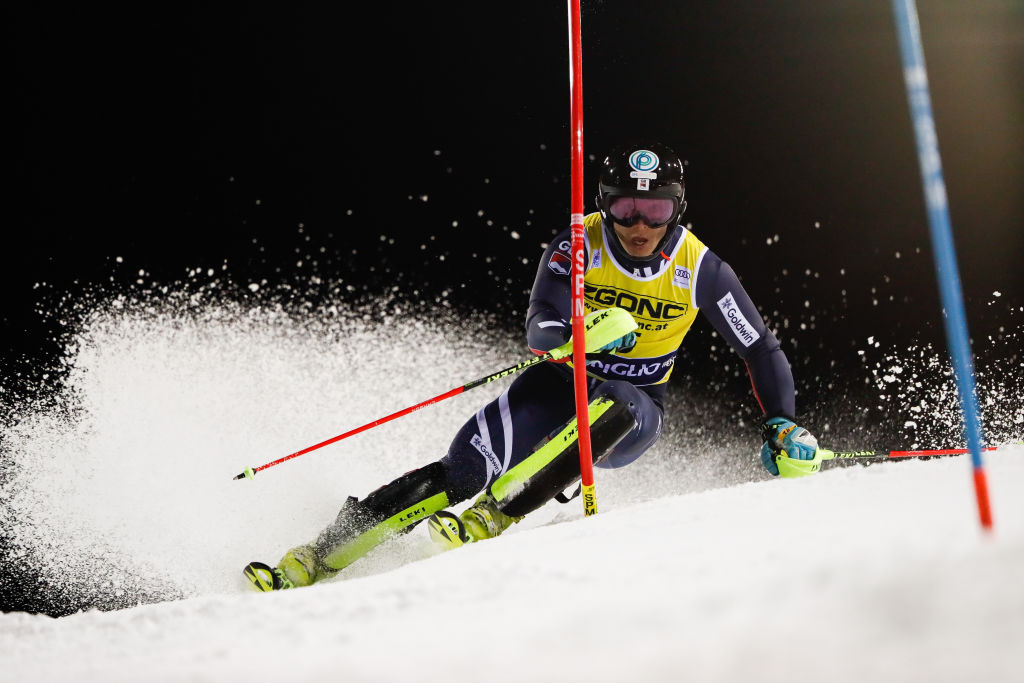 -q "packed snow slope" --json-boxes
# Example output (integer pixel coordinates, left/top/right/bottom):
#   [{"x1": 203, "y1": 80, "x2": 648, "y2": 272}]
[
  {"x1": 2, "y1": 296, "x2": 1023, "y2": 682},
  {"x1": 2, "y1": 447, "x2": 1023, "y2": 682}
]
